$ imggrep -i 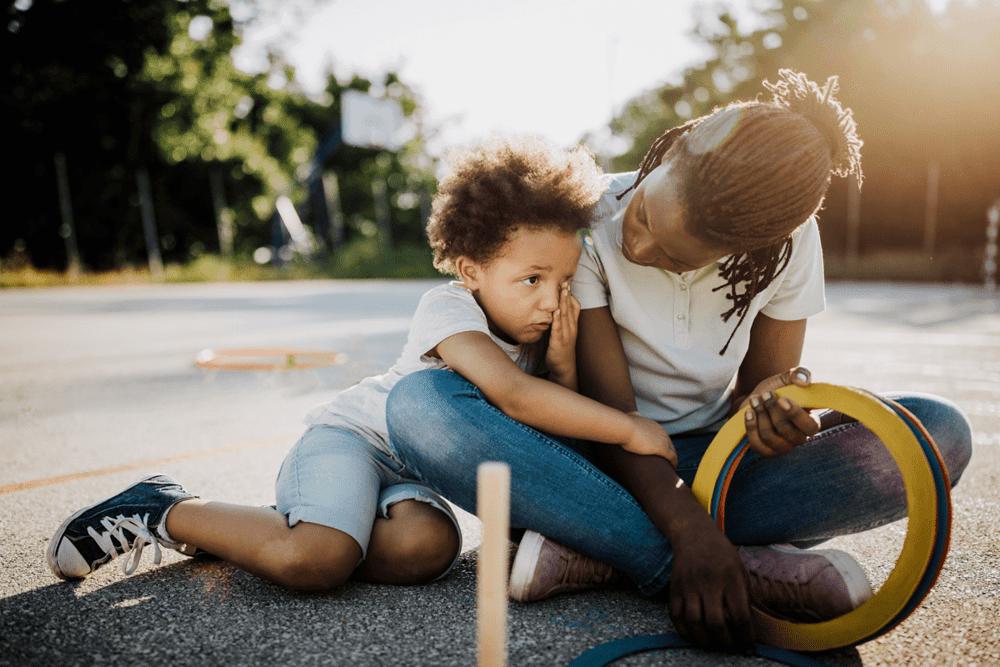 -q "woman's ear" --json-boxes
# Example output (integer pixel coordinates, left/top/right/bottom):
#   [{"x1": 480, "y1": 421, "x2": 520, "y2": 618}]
[{"x1": 455, "y1": 256, "x2": 481, "y2": 290}]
